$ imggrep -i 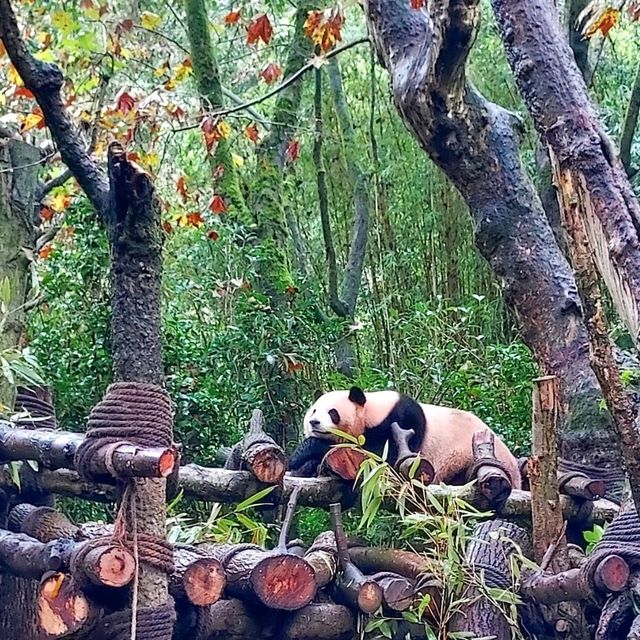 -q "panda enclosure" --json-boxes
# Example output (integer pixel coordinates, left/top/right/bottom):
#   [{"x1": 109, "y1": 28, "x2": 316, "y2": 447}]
[{"x1": 3, "y1": 0, "x2": 640, "y2": 638}]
